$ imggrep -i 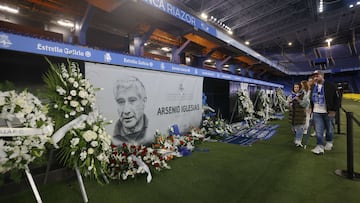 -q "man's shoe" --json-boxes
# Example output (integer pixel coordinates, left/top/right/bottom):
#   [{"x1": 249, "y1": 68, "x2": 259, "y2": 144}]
[
  {"x1": 311, "y1": 132, "x2": 316, "y2": 137},
  {"x1": 324, "y1": 142, "x2": 333, "y2": 151},
  {"x1": 311, "y1": 145, "x2": 324, "y2": 155}
]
